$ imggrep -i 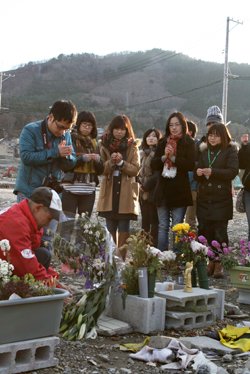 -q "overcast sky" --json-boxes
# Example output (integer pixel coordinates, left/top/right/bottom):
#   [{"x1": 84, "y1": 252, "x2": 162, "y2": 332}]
[{"x1": 1, "y1": 0, "x2": 249, "y2": 72}]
